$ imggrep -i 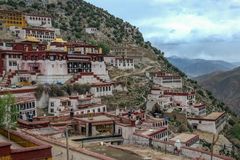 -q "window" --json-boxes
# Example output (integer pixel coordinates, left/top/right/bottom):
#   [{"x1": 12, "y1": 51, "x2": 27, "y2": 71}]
[
  {"x1": 32, "y1": 102, "x2": 35, "y2": 108},
  {"x1": 51, "y1": 102, "x2": 54, "y2": 107},
  {"x1": 98, "y1": 108, "x2": 101, "y2": 112},
  {"x1": 50, "y1": 108, "x2": 54, "y2": 113}
]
